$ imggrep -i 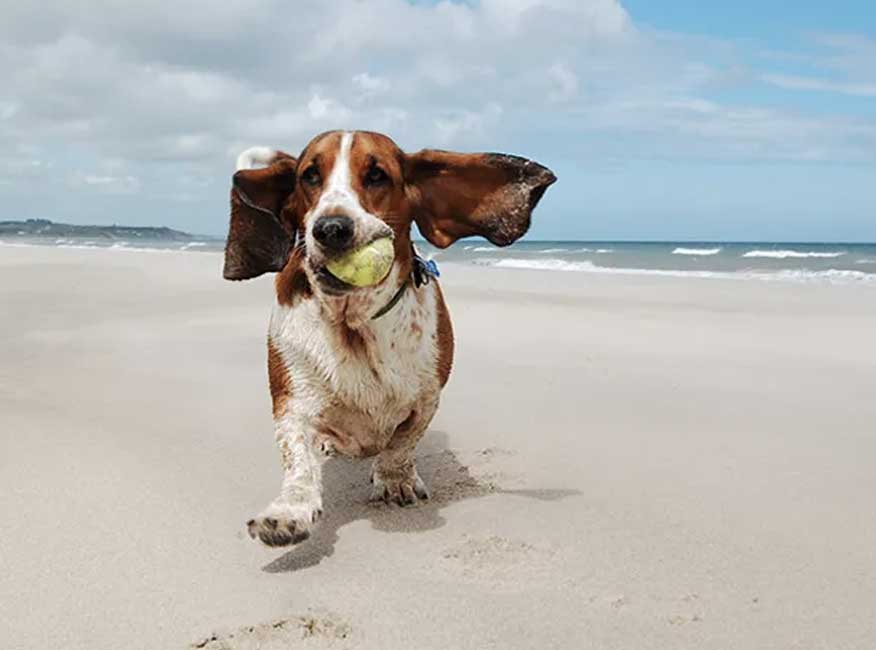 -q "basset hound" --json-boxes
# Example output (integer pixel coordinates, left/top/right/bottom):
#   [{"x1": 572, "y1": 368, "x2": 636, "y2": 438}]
[{"x1": 224, "y1": 130, "x2": 555, "y2": 547}]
